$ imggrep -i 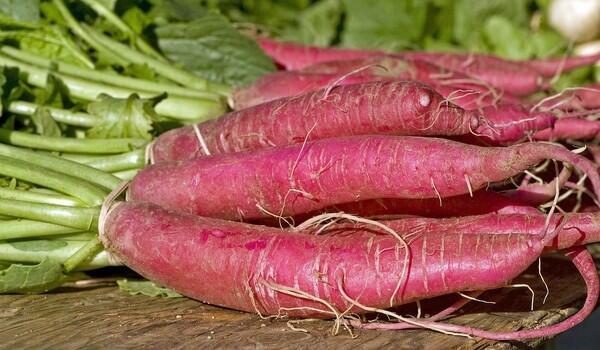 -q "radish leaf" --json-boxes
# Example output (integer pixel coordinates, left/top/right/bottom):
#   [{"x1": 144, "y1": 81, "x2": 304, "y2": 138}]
[
  {"x1": 0, "y1": 259, "x2": 66, "y2": 294},
  {"x1": 117, "y1": 279, "x2": 182, "y2": 297},
  {"x1": 341, "y1": 0, "x2": 427, "y2": 51},
  {"x1": 156, "y1": 12, "x2": 276, "y2": 86},
  {"x1": 0, "y1": 0, "x2": 40, "y2": 23},
  {"x1": 30, "y1": 107, "x2": 62, "y2": 137},
  {"x1": 86, "y1": 93, "x2": 158, "y2": 140}
]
